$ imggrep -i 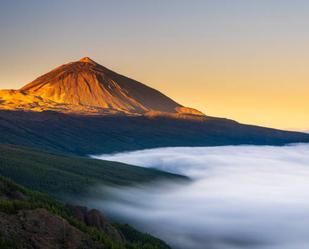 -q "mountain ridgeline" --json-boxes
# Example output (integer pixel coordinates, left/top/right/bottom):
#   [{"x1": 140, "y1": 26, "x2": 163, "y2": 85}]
[{"x1": 0, "y1": 110, "x2": 309, "y2": 156}]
